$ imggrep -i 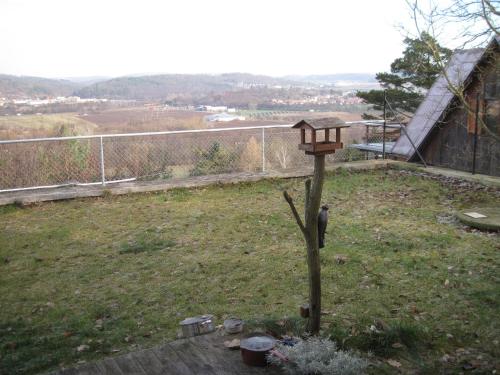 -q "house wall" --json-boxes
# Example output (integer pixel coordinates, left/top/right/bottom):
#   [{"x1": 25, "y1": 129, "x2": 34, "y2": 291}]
[{"x1": 419, "y1": 50, "x2": 500, "y2": 176}]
